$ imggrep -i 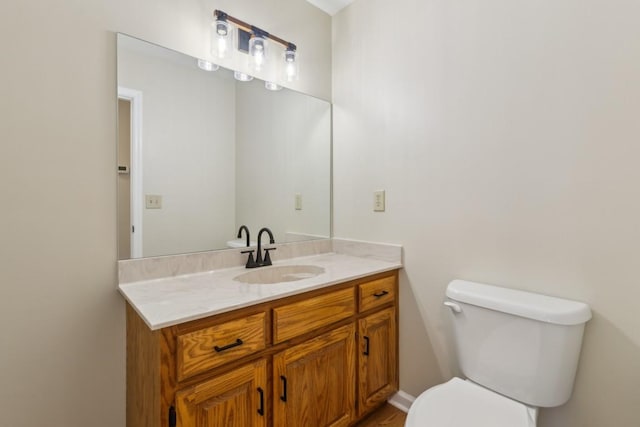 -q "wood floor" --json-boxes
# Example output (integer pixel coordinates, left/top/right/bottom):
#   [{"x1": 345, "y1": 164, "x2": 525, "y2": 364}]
[{"x1": 355, "y1": 404, "x2": 407, "y2": 427}]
